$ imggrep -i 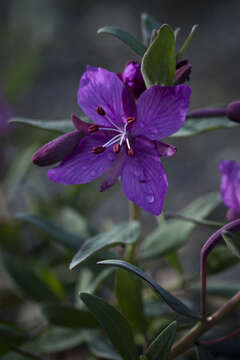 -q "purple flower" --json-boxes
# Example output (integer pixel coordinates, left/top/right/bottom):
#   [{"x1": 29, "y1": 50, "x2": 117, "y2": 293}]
[
  {"x1": 219, "y1": 160, "x2": 240, "y2": 220},
  {"x1": 119, "y1": 61, "x2": 146, "y2": 99},
  {"x1": 47, "y1": 66, "x2": 191, "y2": 215}
]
